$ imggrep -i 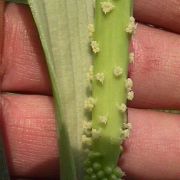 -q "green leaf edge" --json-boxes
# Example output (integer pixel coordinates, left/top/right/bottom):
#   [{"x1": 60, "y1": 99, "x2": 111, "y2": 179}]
[
  {"x1": 27, "y1": 1, "x2": 94, "y2": 180},
  {"x1": 27, "y1": 1, "x2": 77, "y2": 179},
  {"x1": 0, "y1": 135, "x2": 10, "y2": 180}
]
